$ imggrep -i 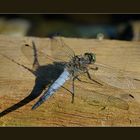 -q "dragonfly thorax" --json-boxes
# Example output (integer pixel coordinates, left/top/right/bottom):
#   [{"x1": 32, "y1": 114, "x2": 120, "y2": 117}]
[{"x1": 66, "y1": 52, "x2": 96, "y2": 74}]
